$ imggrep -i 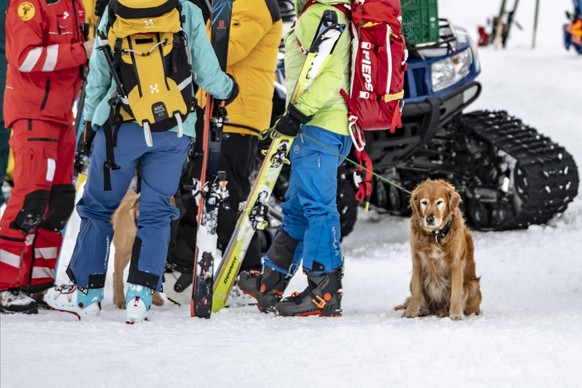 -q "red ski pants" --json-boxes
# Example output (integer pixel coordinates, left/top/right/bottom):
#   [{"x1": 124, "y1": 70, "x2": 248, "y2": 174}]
[{"x1": 0, "y1": 119, "x2": 76, "y2": 291}]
